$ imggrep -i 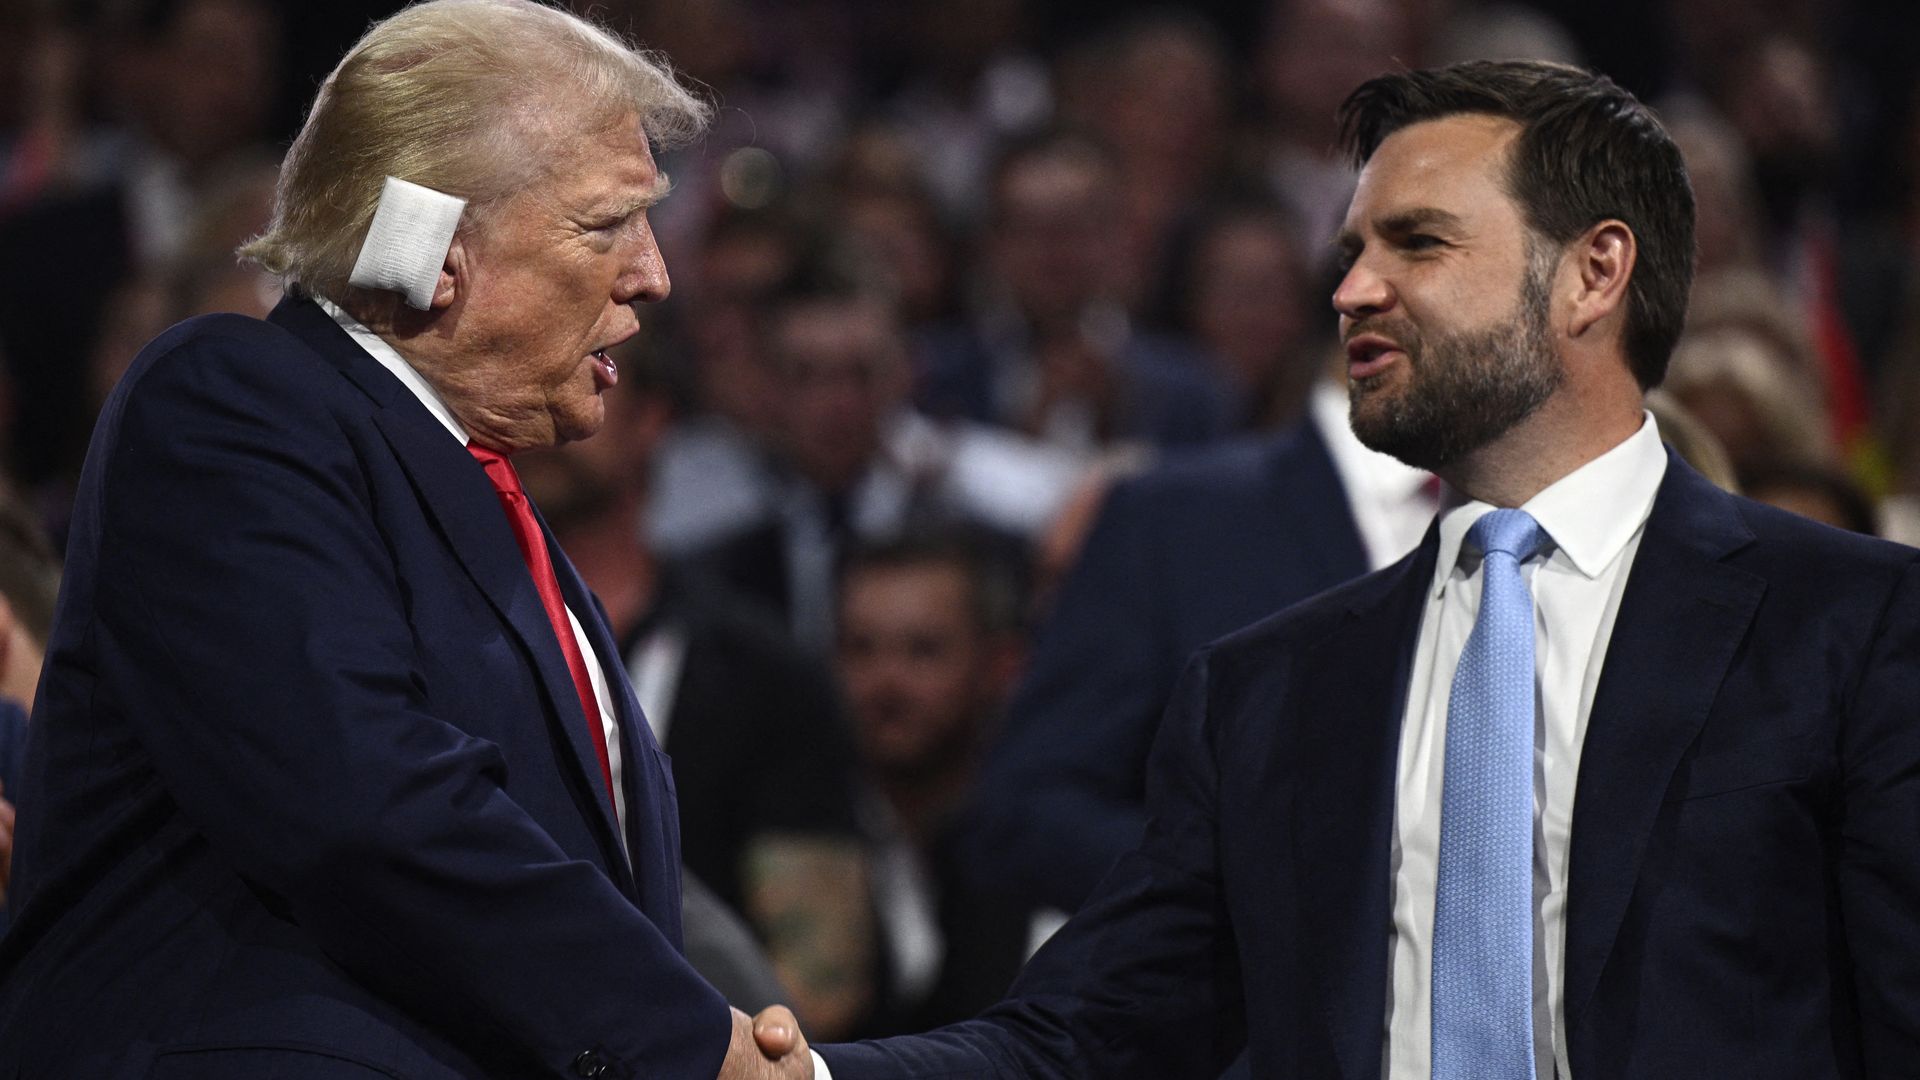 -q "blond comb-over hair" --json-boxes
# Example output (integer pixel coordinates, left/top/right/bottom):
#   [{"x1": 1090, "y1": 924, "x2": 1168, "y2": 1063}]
[{"x1": 240, "y1": 0, "x2": 710, "y2": 301}]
